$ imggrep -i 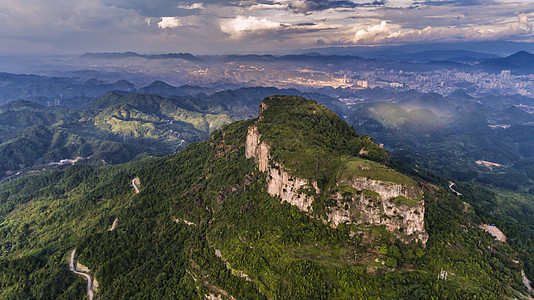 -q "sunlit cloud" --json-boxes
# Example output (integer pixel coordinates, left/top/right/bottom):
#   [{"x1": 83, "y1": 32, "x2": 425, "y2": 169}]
[
  {"x1": 158, "y1": 17, "x2": 181, "y2": 29},
  {"x1": 221, "y1": 15, "x2": 281, "y2": 38},
  {"x1": 249, "y1": 3, "x2": 289, "y2": 10},
  {"x1": 352, "y1": 21, "x2": 399, "y2": 43},
  {"x1": 347, "y1": 13, "x2": 534, "y2": 45}
]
